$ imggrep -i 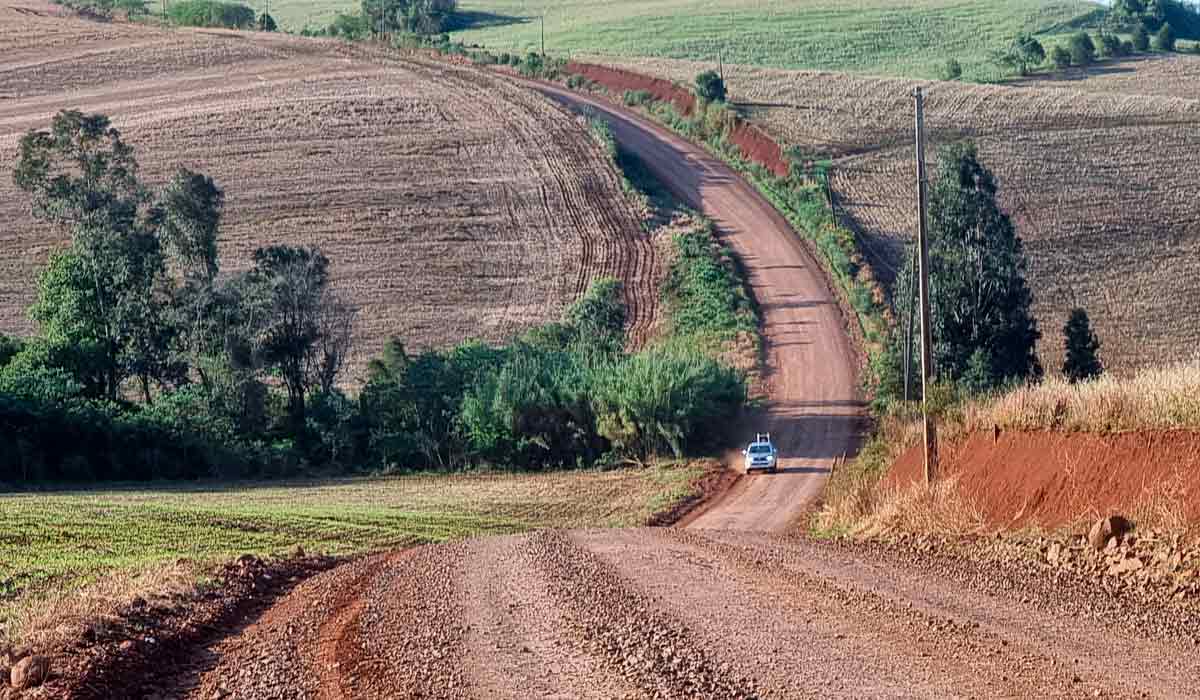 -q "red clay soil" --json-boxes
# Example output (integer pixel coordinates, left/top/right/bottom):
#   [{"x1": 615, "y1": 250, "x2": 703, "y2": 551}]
[
  {"x1": 566, "y1": 62, "x2": 789, "y2": 177},
  {"x1": 887, "y1": 429, "x2": 1200, "y2": 529}
]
